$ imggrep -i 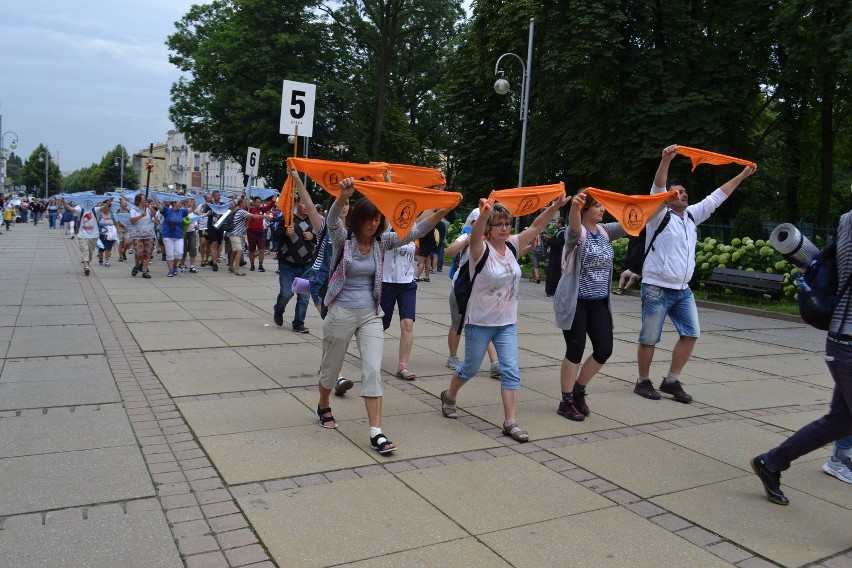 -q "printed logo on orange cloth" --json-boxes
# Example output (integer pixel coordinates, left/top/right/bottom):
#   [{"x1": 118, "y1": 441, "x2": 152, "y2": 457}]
[
  {"x1": 287, "y1": 157, "x2": 388, "y2": 195},
  {"x1": 487, "y1": 183, "x2": 565, "y2": 216},
  {"x1": 621, "y1": 202, "x2": 646, "y2": 234},
  {"x1": 394, "y1": 199, "x2": 418, "y2": 230},
  {"x1": 584, "y1": 187, "x2": 677, "y2": 237}
]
